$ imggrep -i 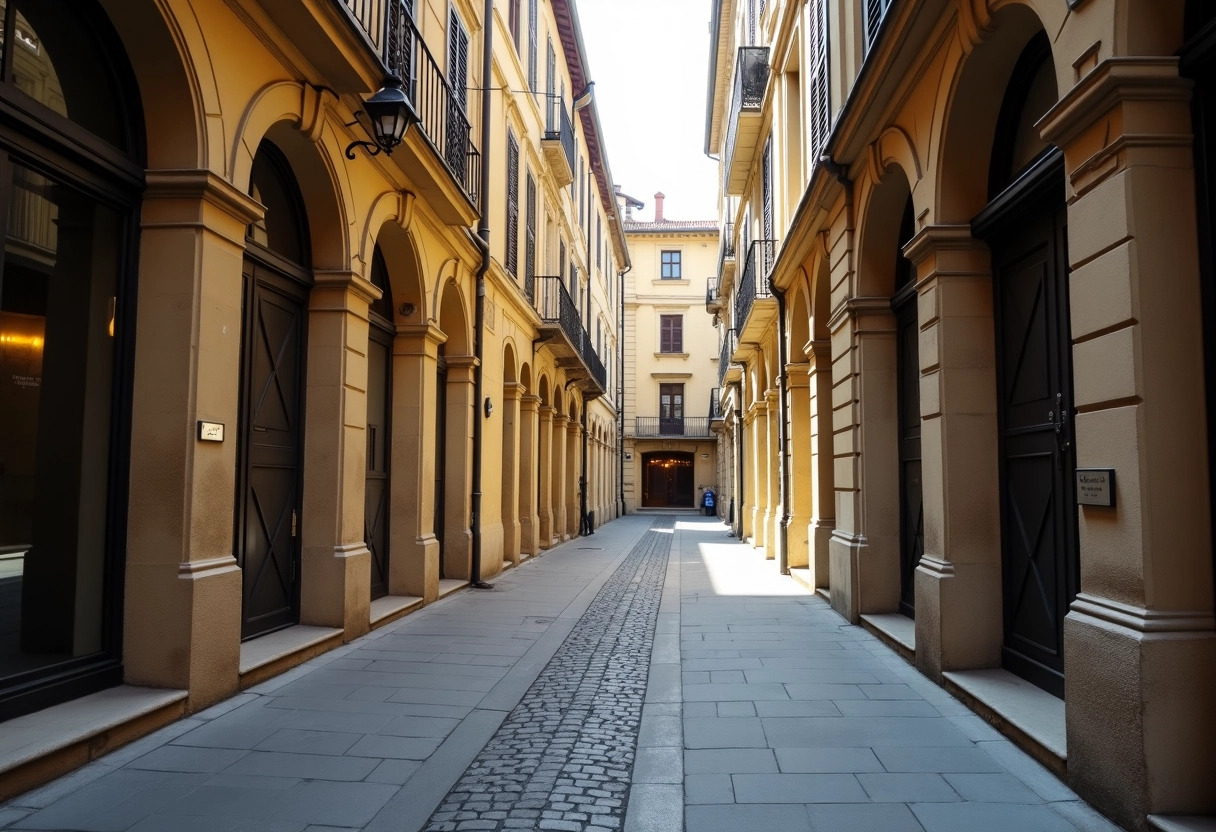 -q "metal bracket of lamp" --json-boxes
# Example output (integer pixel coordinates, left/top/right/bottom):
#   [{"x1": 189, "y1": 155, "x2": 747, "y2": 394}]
[{"x1": 345, "y1": 76, "x2": 419, "y2": 160}]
